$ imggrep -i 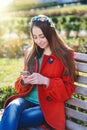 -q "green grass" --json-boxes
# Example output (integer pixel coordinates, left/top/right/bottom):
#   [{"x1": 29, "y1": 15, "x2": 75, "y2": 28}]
[{"x1": 0, "y1": 58, "x2": 23, "y2": 88}]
